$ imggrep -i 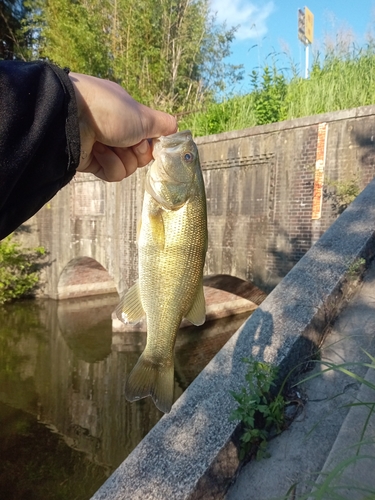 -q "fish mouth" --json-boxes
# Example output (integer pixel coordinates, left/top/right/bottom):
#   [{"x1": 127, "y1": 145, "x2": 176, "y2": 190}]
[
  {"x1": 146, "y1": 130, "x2": 195, "y2": 210},
  {"x1": 152, "y1": 130, "x2": 193, "y2": 156}
]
